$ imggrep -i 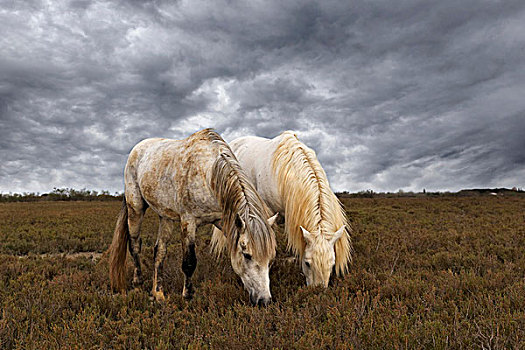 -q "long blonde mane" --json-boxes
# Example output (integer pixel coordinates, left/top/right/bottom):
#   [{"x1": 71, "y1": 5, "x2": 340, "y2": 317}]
[
  {"x1": 272, "y1": 131, "x2": 352, "y2": 275},
  {"x1": 207, "y1": 130, "x2": 276, "y2": 262}
]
